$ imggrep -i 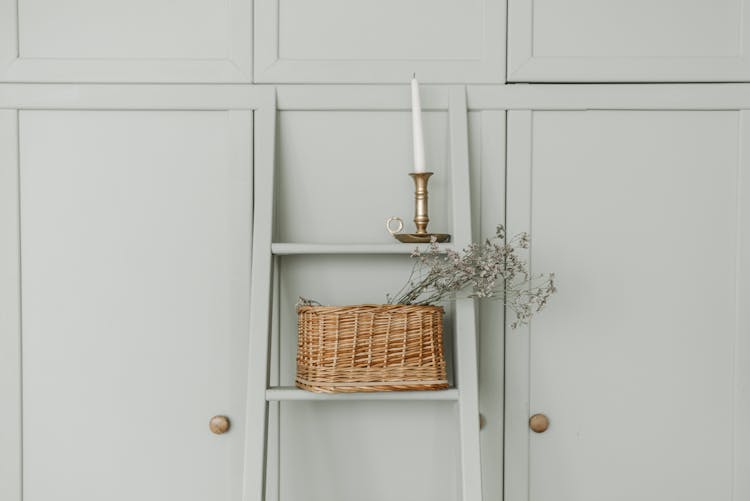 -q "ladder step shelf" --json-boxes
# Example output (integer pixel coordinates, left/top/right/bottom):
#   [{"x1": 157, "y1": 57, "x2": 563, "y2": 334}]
[
  {"x1": 271, "y1": 242, "x2": 454, "y2": 255},
  {"x1": 266, "y1": 386, "x2": 459, "y2": 401}
]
